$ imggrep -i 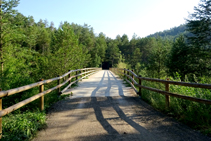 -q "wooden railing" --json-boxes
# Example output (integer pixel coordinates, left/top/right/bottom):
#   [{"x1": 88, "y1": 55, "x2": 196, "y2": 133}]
[
  {"x1": 110, "y1": 68, "x2": 211, "y2": 107},
  {"x1": 0, "y1": 67, "x2": 101, "y2": 138}
]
